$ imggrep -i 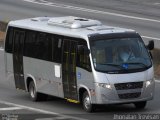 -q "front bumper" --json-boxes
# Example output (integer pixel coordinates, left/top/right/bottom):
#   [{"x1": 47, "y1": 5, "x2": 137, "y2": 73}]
[{"x1": 92, "y1": 81, "x2": 155, "y2": 104}]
